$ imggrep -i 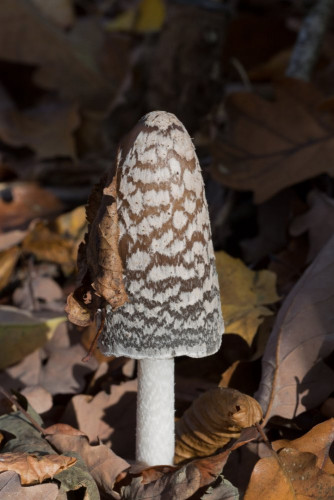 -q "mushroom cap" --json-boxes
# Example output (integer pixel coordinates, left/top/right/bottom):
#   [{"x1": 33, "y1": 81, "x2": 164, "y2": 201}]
[{"x1": 99, "y1": 111, "x2": 224, "y2": 359}]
